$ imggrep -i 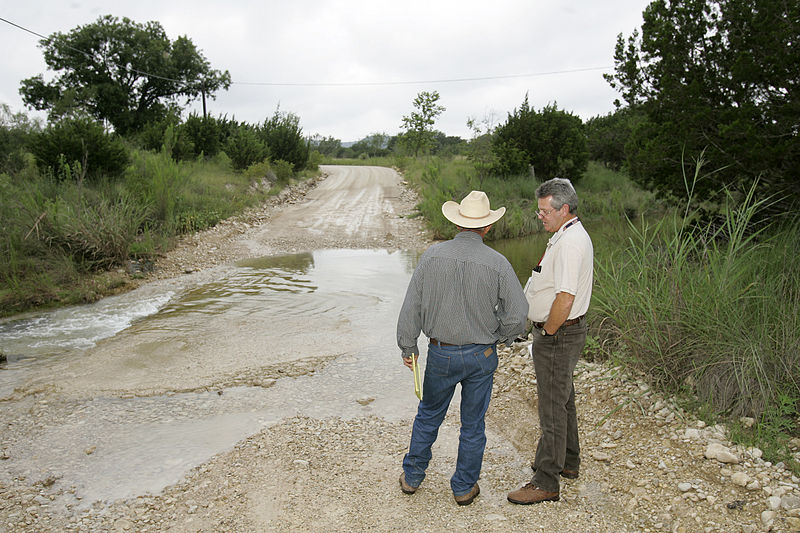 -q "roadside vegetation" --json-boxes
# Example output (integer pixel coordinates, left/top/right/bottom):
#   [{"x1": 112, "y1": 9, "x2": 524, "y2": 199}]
[
  {"x1": 393, "y1": 153, "x2": 799, "y2": 475},
  {"x1": 0, "y1": 104, "x2": 318, "y2": 316},
  {"x1": 1, "y1": 1, "x2": 796, "y2": 471}
]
